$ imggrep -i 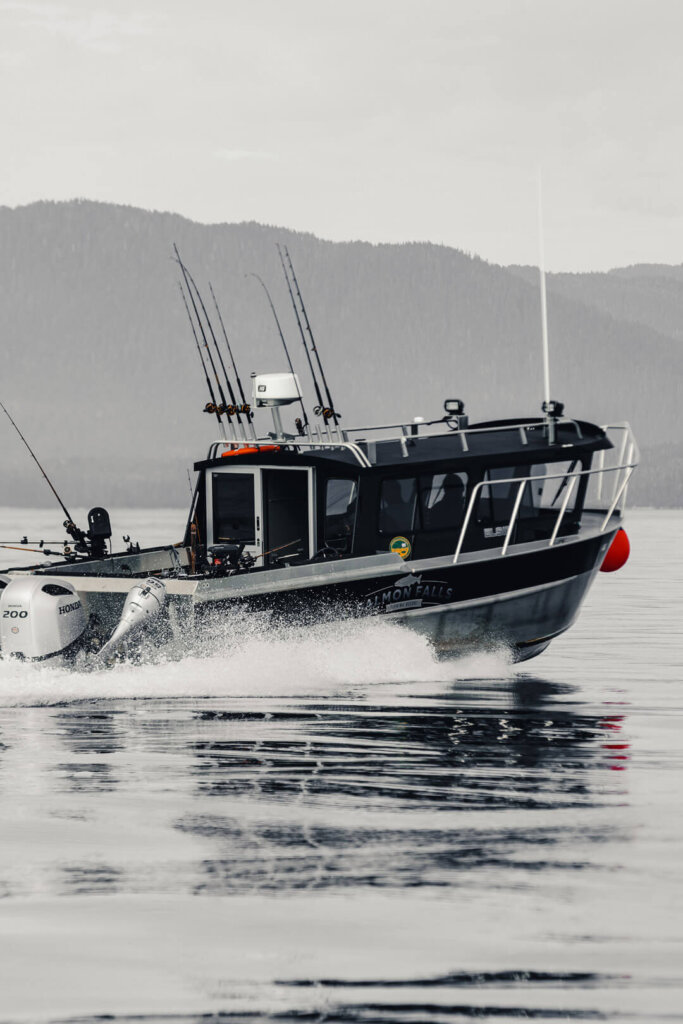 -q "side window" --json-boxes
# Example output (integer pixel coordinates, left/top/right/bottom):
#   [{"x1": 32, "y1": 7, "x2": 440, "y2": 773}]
[
  {"x1": 324, "y1": 478, "x2": 358, "y2": 552},
  {"x1": 212, "y1": 472, "x2": 255, "y2": 544},
  {"x1": 478, "y1": 464, "x2": 580, "y2": 518},
  {"x1": 473, "y1": 462, "x2": 582, "y2": 546},
  {"x1": 378, "y1": 478, "x2": 418, "y2": 535},
  {"x1": 419, "y1": 472, "x2": 467, "y2": 530}
]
